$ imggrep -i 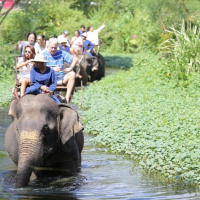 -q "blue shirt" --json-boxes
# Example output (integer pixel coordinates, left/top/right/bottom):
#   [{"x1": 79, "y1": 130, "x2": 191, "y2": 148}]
[
  {"x1": 58, "y1": 45, "x2": 70, "y2": 54},
  {"x1": 79, "y1": 30, "x2": 86, "y2": 37},
  {"x1": 43, "y1": 50, "x2": 74, "y2": 79},
  {"x1": 30, "y1": 66, "x2": 57, "y2": 92},
  {"x1": 83, "y1": 40, "x2": 94, "y2": 51}
]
